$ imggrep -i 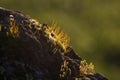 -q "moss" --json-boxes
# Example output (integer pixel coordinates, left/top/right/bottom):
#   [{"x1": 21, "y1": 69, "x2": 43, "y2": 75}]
[
  {"x1": 80, "y1": 60, "x2": 95, "y2": 75},
  {"x1": 8, "y1": 15, "x2": 19, "y2": 38},
  {"x1": 60, "y1": 60, "x2": 71, "y2": 79},
  {"x1": 44, "y1": 23, "x2": 70, "y2": 53}
]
